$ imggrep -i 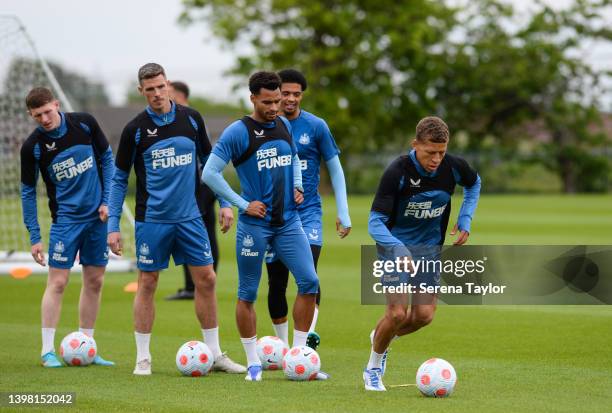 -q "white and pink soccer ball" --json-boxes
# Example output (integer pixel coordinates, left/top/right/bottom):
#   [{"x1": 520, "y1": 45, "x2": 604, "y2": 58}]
[
  {"x1": 59, "y1": 331, "x2": 97, "y2": 366},
  {"x1": 175, "y1": 341, "x2": 214, "y2": 377},
  {"x1": 256, "y1": 336, "x2": 289, "y2": 370},
  {"x1": 282, "y1": 345, "x2": 320, "y2": 381},
  {"x1": 416, "y1": 358, "x2": 457, "y2": 397}
]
